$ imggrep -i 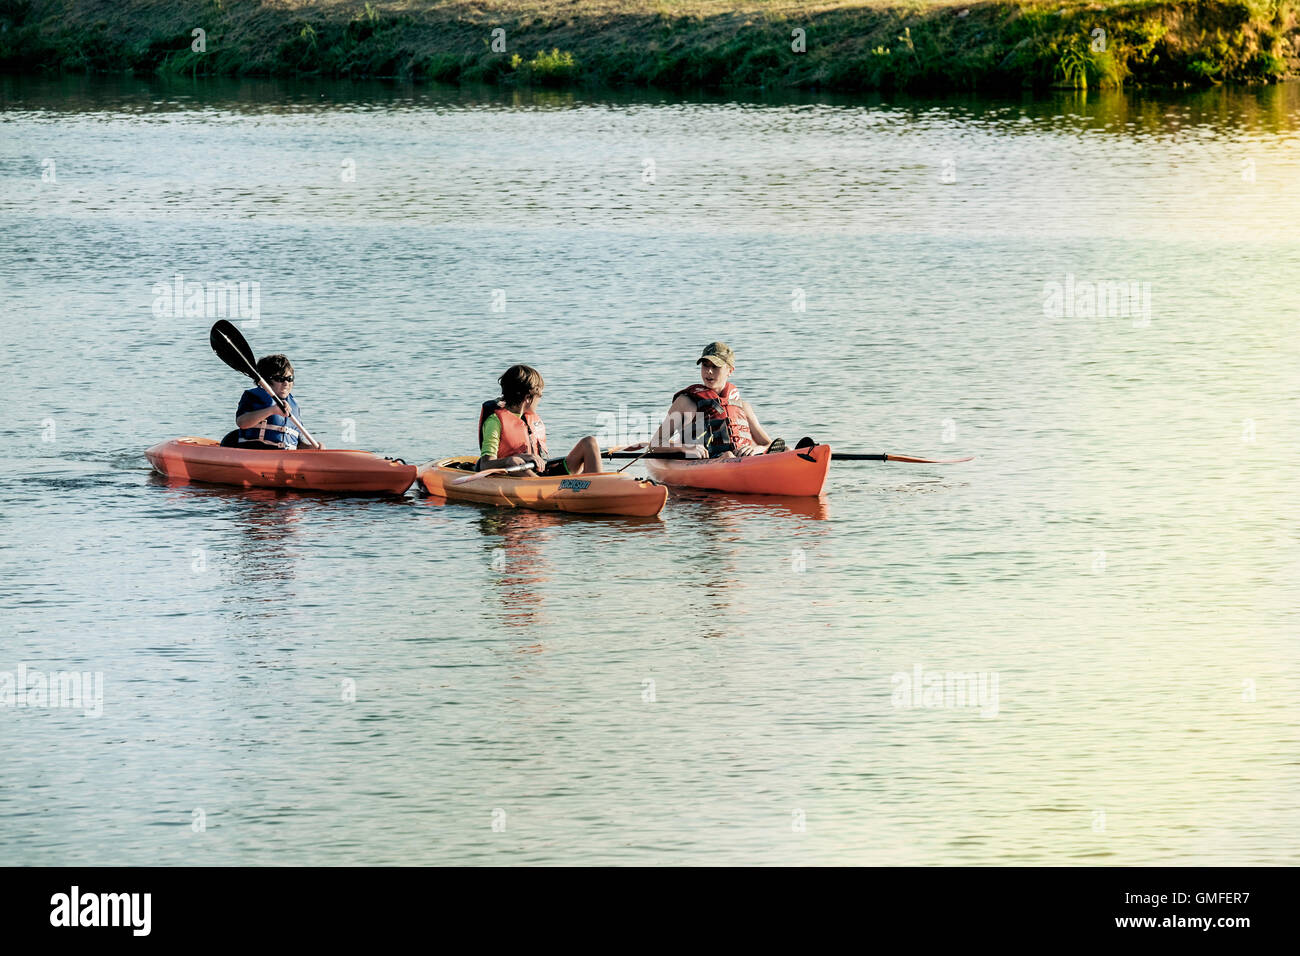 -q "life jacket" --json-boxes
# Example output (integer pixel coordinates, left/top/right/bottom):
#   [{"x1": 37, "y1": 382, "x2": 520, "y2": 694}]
[
  {"x1": 478, "y1": 400, "x2": 547, "y2": 458},
  {"x1": 238, "y1": 388, "x2": 301, "y2": 449},
  {"x1": 673, "y1": 382, "x2": 753, "y2": 457}
]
